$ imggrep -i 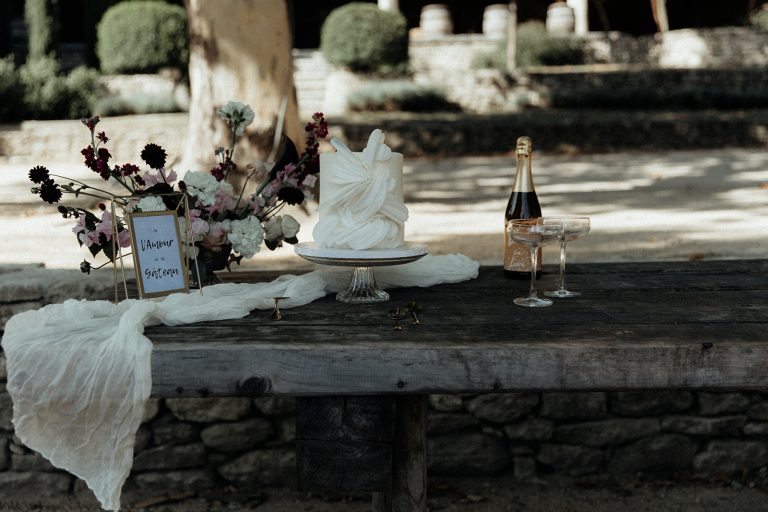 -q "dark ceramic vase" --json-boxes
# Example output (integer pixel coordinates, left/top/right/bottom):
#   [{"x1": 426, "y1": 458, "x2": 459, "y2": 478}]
[{"x1": 190, "y1": 243, "x2": 232, "y2": 287}]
